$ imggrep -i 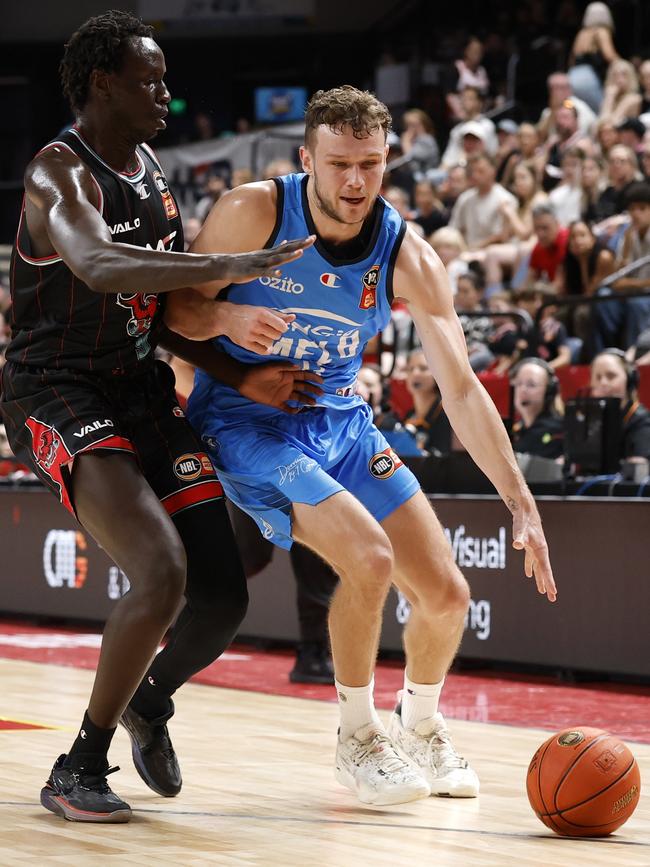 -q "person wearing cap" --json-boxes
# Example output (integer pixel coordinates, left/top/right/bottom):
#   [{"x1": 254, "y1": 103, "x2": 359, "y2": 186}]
[
  {"x1": 594, "y1": 181, "x2": 650, "y2": 352},
  {"x1": 449, "y1": 153, "x2": 517, "y2": 249},
  {"x1": 441, "y1": 87, "x2": 497, "y2": 168}
]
